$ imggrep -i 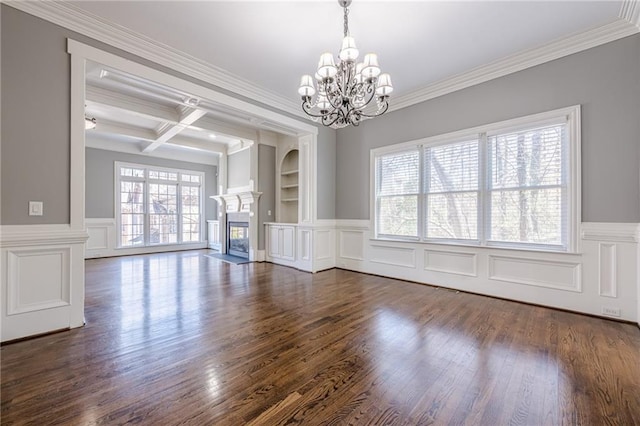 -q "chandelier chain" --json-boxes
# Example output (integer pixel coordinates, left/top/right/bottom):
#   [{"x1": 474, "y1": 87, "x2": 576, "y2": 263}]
[{"x1": 343, "y1": 4, "x2": 349, "y2": 37}]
